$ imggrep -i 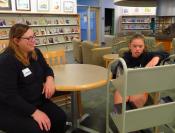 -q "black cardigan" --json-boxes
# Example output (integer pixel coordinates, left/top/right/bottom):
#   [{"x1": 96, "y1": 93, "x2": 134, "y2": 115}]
[
  {"x1": 123, "y1": 51, "x2": 169, "y2": 68},
  {"x1": 112, "y1": 51, "x2": 169, "y2": 78},
  {"x1": 0, "y1": 48, "x2": 54, "y2": 116}
]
